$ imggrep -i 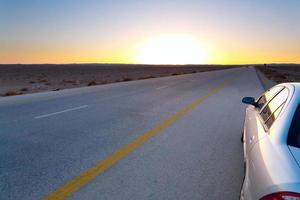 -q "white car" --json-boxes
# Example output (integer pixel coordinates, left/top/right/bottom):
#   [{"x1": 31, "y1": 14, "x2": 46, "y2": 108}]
[{"x1": 241, "y1": 83, "x2": 300, "y2": 200}]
